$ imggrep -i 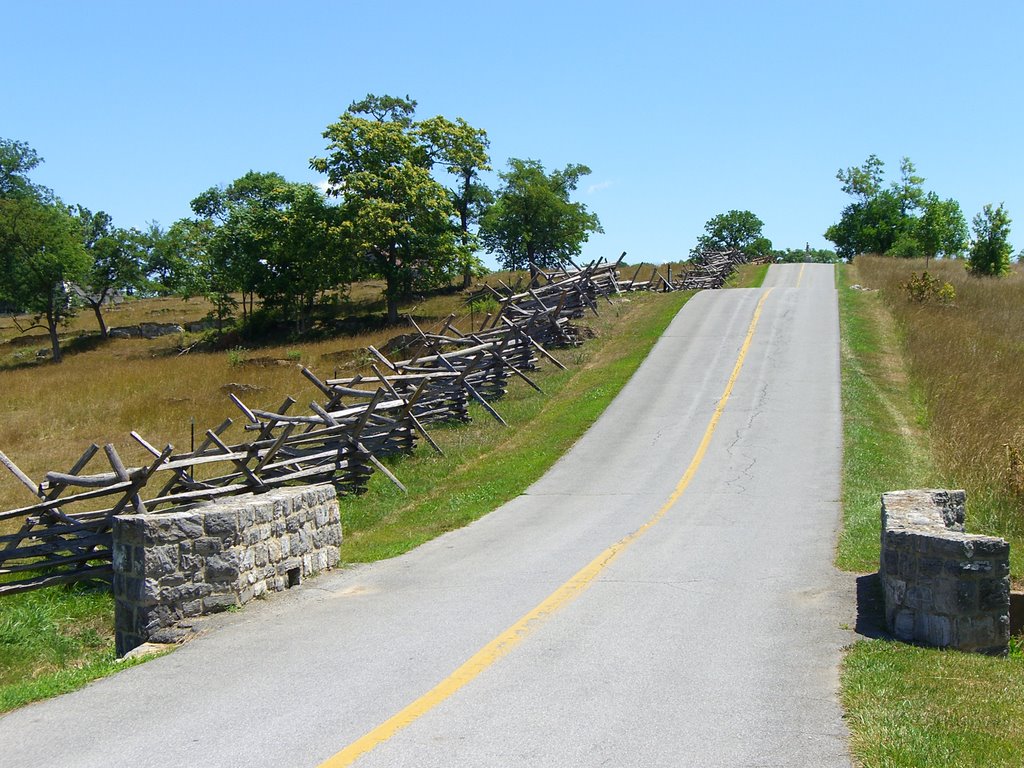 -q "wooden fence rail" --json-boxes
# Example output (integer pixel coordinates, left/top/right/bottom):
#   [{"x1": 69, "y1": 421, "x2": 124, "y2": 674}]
[
  {"x1": 0, "y1": 308, "x2": 568, "y2": 596},
  {"x1": 0, "y1": 250, "x2": 747, "y2": 597}
]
